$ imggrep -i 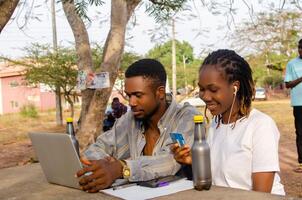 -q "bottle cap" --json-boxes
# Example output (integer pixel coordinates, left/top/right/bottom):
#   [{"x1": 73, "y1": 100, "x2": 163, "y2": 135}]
[
  {"x1": 194, "y1": 115, "x2": 203, "y2": 123},
  {"x1": 66, "y1": 117, "x2": 73, "y2": 123}
]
